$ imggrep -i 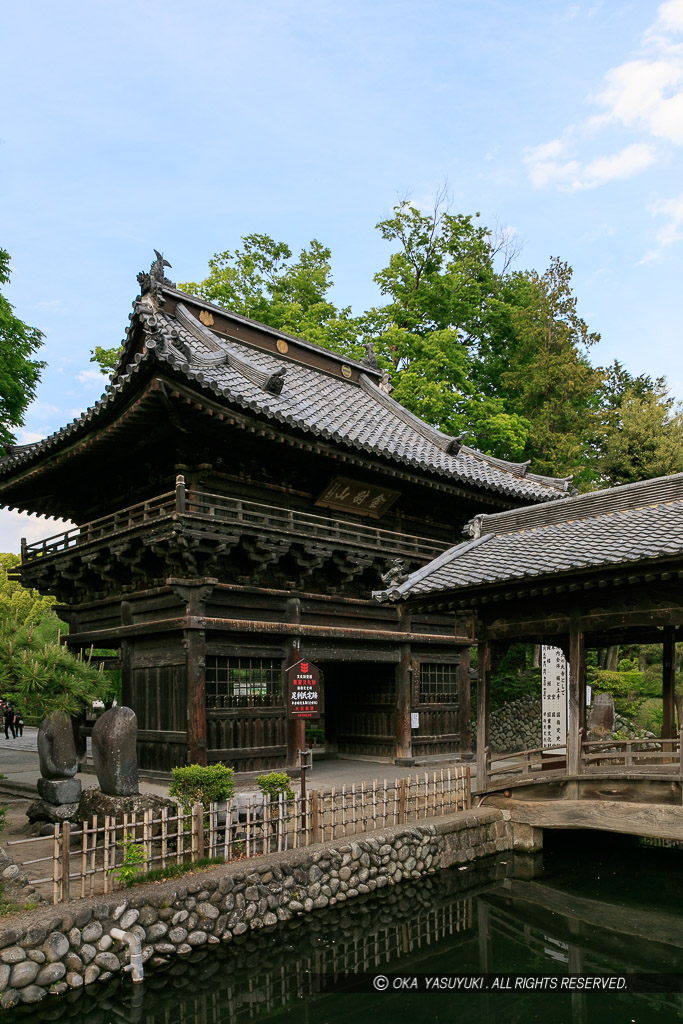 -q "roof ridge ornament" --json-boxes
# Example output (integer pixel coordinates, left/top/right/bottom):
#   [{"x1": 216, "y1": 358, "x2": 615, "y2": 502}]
[
  {"x1": 361, "y1": 343, "x2": 379, "y2": 370},
  {"x1": 137, "y1": 249, "x2": 176, "y2": 302}
]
